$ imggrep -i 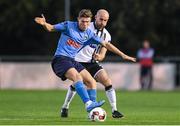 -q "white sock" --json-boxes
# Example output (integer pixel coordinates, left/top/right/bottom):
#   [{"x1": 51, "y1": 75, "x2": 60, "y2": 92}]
[
  {"x1": 106, "y1": 88, "x2": 117, "y2": 112},
  {"x1": 62, "y1": 86, "x2": 76, "y2": 109}
]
